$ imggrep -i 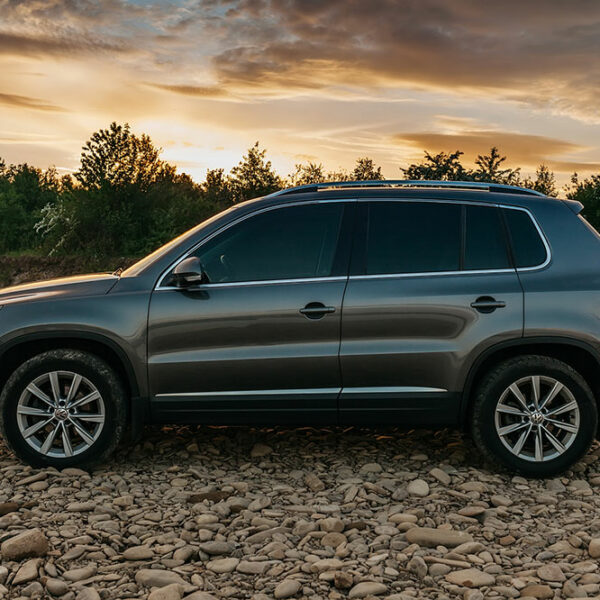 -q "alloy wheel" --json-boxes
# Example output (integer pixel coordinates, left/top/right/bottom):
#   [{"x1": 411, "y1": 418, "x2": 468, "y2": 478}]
[
  {"x1": 494, "y1": 375, "x2": 580, "y2": 462},
  {"x1": 16, "y1": 370, "x2": 105, "y2": 458}
]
